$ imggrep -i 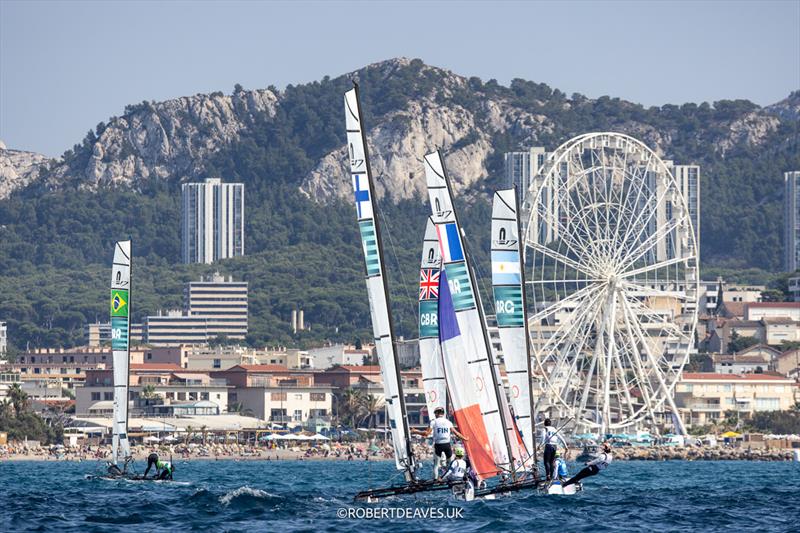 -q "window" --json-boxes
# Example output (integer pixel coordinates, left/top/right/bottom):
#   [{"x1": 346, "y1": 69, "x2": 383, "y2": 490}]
[
  {"x1": 201, "y1": 392, "x2": 209, "y2": 400},
  {"x1": 310, "y1": 393, "x2": 326, "y2": 402},
  {"x1": 91, "y1": 392, "x2": 101, "y2": 401},
  {"x1": 178, "y1": 392, "x2": 186, "y2": 401},
  {"x1": 271, "y1": 392, "x2": 287, "y2": 401},
  {"x1": 216, "y1": 393, "x2": 221, "y2": 400},
  {"x1": 213, "y1": 359, "x2": 221, "y2": 369},
  {"x1": 293, "y1": 409, "x2": 303, "y2": 421},
  {"x1": 103, "y1": 392, "x2": 113, "y2": 401},
  {"x1": 189, "y1": 392, "x2": 198, "y2": 401},
  {"x1": 294, "y1": 394, "x2": 303, "y2": 400}
]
